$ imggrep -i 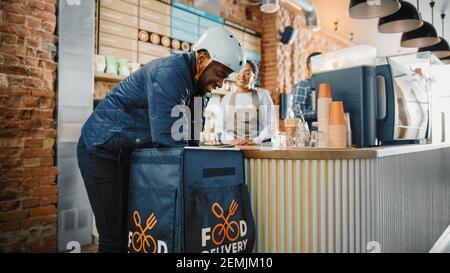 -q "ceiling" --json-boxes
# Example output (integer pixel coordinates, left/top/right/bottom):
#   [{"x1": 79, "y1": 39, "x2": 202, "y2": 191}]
[
  {"x1": 311, "y1": 0, "x2": 450, "y2": 56},
  {"x1": 192, "y1": 0, "x2": 450, "y2": 57}
]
